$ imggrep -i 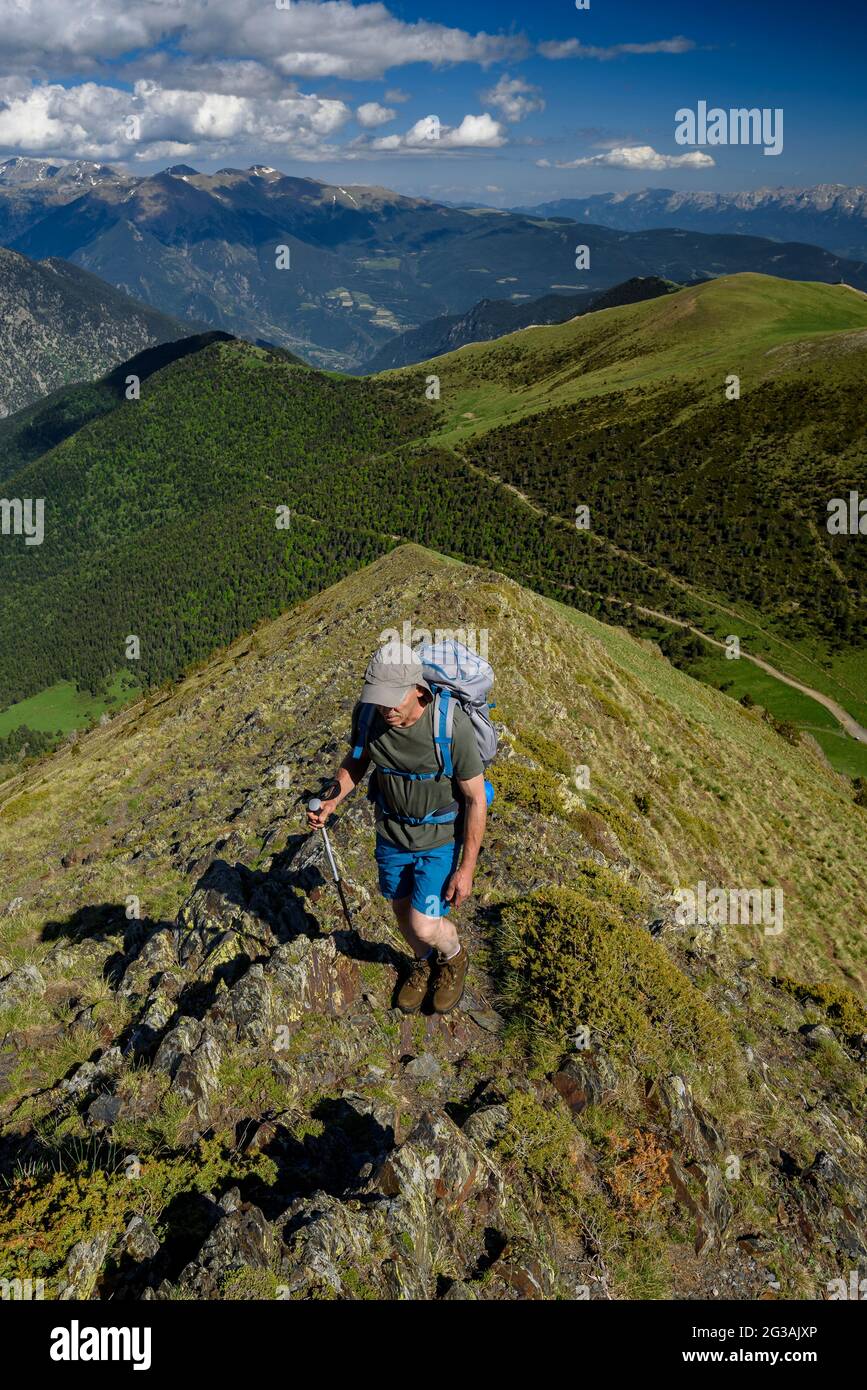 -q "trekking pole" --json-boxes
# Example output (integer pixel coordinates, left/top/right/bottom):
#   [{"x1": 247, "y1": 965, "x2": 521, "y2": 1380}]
[{"x1": 307, "y1": 797, "x2": 355, "y2": 930}]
